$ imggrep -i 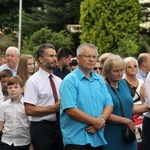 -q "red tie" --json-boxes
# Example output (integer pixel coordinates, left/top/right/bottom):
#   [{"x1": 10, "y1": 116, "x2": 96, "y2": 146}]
[
  {"x1": 49, "y1": 75, "x2": 59, "y2": 124},
  {"x1": 49, "y1": 75, "x2": 58, "y2": 103}
]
